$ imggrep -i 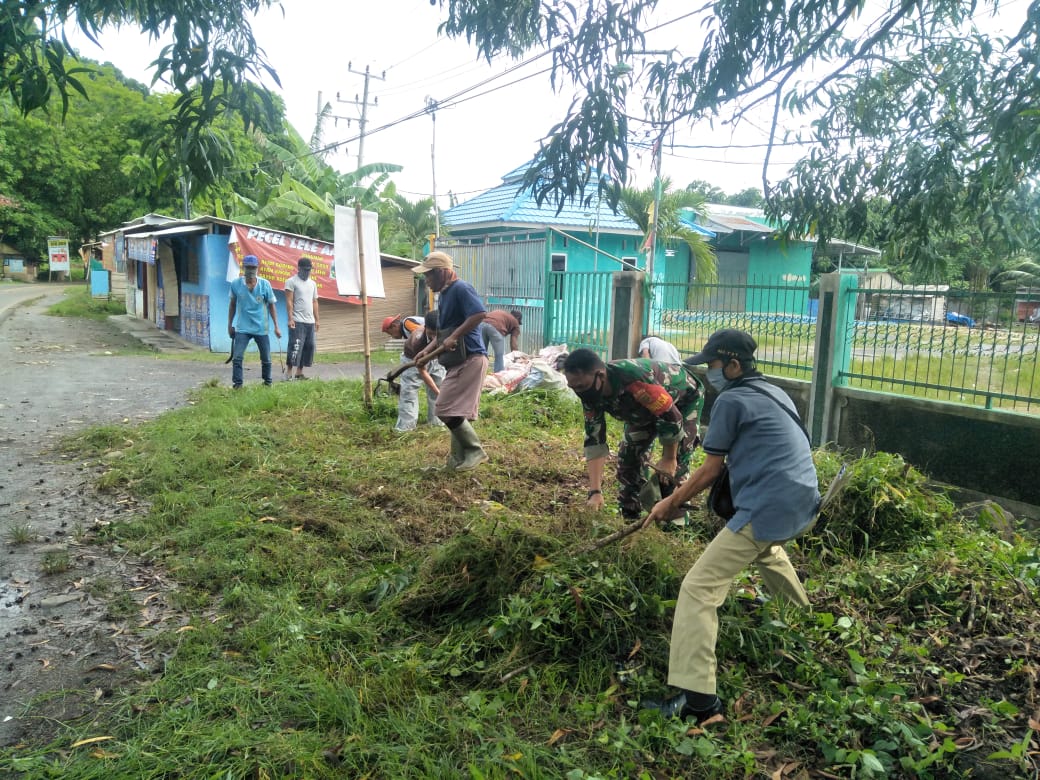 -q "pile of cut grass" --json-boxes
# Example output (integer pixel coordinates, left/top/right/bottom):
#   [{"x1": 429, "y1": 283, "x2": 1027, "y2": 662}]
[{"x1": 4, "y1": 380, "x2": 1038, "y2": 779}]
